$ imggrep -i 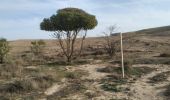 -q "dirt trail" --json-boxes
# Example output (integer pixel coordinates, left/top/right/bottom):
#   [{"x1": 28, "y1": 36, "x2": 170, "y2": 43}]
[
  {"x1": 41, "y1": 64, "x2": 170, "y2": 100},
  {"x1": 44, "y1": 82, "x2": 66, "y2": 96},
  {"x1": 128, "y1": 64, "x2": 170, "y2": 100}
]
